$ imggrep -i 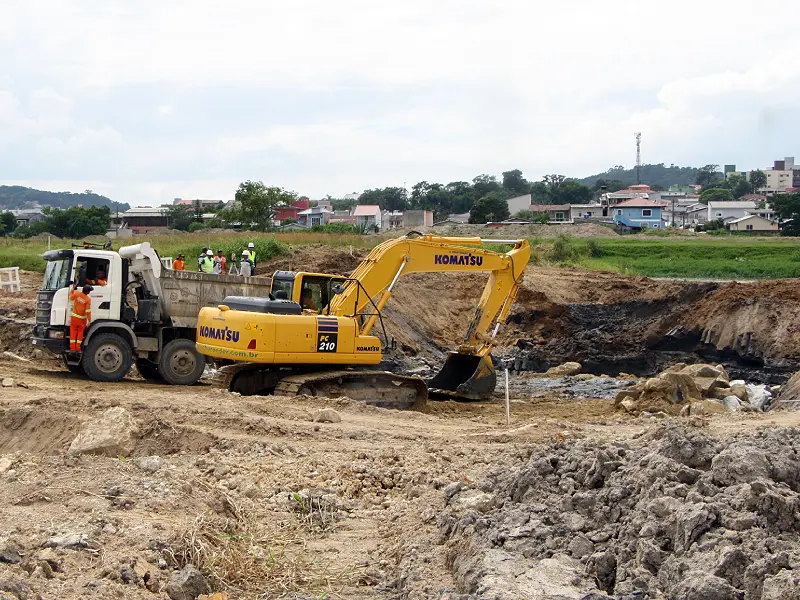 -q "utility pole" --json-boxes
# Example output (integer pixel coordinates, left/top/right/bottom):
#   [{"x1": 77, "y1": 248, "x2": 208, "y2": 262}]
[{"x1": 635, "y1": 132, "x2": 642, "y2": 184}]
